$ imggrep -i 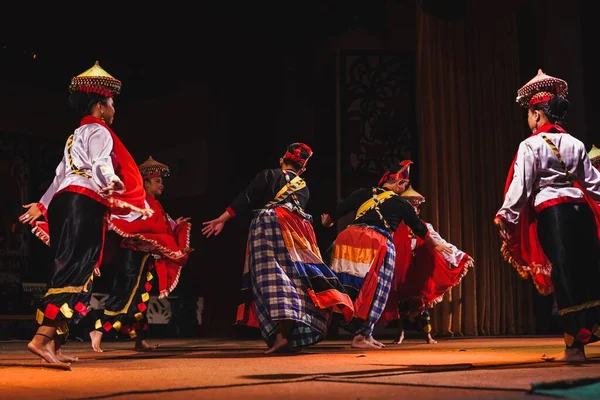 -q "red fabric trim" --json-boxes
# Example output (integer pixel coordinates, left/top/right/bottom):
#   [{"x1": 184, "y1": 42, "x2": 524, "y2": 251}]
[
  {"x1": 31, "y1": 222, "x2": 50, "y2": 247},
  {"x1": 79, "y1": 116, "x2": 146, "y2": 214},
  {"x1": 142, "y1": 173, "x2": 161, "y2": 179},
  {"x1": 225, "y1": 206, "x2": 236, "y2": 218},
  {"x1": 534, "y1": 196, "x2": 586, "y2": 214},
  {"x1": 37, "y1": 202, "x2": 47, "y2": 220},
  {"x1": 57, "y1": 185, "x2": 107, "y2": 206}
]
